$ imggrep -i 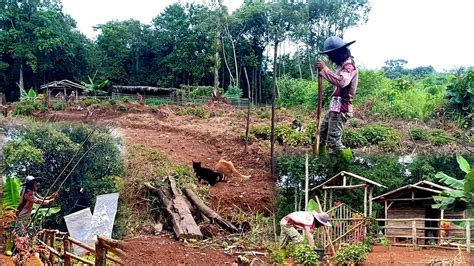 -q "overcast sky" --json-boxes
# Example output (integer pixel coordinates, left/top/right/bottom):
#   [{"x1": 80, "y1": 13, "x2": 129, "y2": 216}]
[{"x1": 62, "y1": 0, "x2": 474, "y2": 71}]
